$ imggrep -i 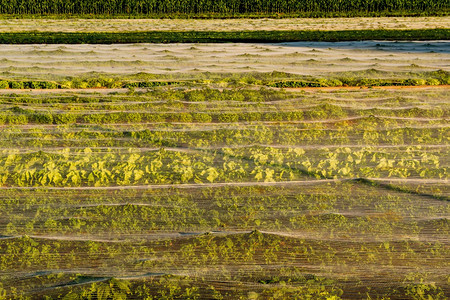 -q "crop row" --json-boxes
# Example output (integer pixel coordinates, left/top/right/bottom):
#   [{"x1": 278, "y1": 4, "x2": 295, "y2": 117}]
[
  {"x1": 0, "y1": 0, "x2": 447, "y2": 15},
  {"x1": 1, "y1": 181, "x2": 447, "y2": 210},
  {"x1": 270, "y1": 77, "x2": 448, "y2": 88},
  {"x1": 2, "y1": 232, "x2": 445, "y2": 271},
  {"x1": 1, "y1": 29, "x2": 449, "y2": 44},
  {"x1": 0, "y1": 79, "x2": 176, "y2": 89},
  {"x1": 6, "y1": 201, "x2": 444, "y2": 236},
  {"x1": 0, "y1": 233, "x2": 448, "y2": 299},
  {"x1": 2, "y1": 182, "x2": 448, "y2": 236},
  {"x1": 2, "y1": 126, "x2": 448, "y2": 150},
  {"x1": 0, "y1": 108, "x2": 447, "y2": 126},
  {"x1": 0, "y1": 146, "x2": 447, "y2": 188},
  {"x1": 1, "y1": 70, "x2": 448, "y2": 88},
  {"x1": 3, "y1": 89, "x2": 447, "y2": 109},
  {"x1": 2, "y1": 188, "x2": 448, "y2": 236}
]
